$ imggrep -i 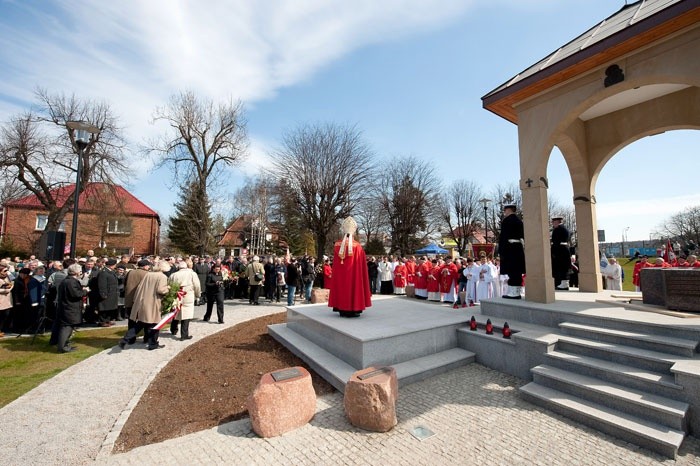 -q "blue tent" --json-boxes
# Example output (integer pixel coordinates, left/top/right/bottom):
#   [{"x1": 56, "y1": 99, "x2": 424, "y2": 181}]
[{"x1": 415, "y1": 243, "x2": 449, "y2": 255}]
